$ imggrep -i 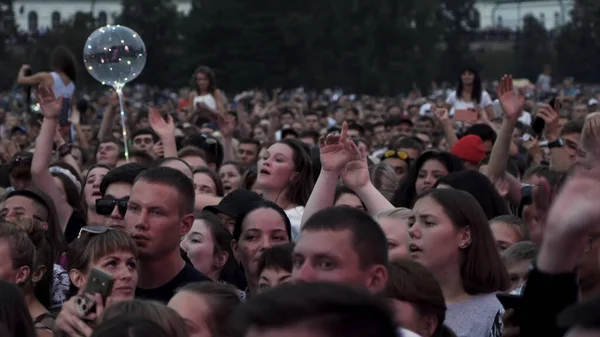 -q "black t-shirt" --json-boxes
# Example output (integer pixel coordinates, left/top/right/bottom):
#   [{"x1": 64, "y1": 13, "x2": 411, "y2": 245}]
[
  {"x1": 135, "y1": 262, "x2": 212, "y2": 303},
  {"x1": 64, "y1": 211, "x2": 86, "y2": 244}
]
